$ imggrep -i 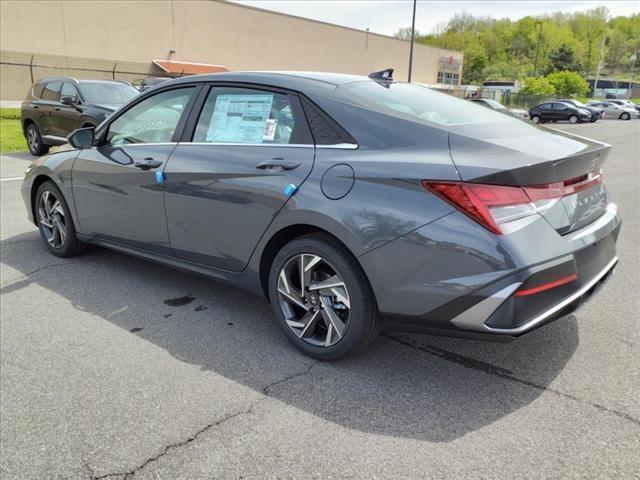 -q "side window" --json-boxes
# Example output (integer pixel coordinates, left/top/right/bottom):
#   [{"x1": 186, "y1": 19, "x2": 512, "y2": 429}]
[
  {"x1": 106, "y1": 87, "x2": 194, "y2": 146},
  {"x1": 60, "y1": 82, "x2": 80, "y2": 103},
  {"x1": 41, "y1": 82, "x2": 62, "y2": 101},
  {"x1": 33, "y1": 82, "x2": 45, "y2": 99},
  {"x1": 193, "y1": 87, "x2": 301, "y2": 145}
]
